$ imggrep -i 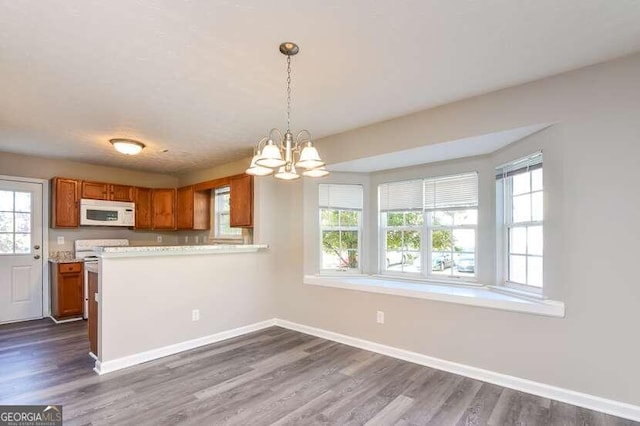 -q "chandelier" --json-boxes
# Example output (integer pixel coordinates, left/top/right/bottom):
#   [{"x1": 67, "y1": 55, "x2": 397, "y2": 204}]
[{"x1": 246, "y1": 42, "x2": 329, "y2": 180}]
